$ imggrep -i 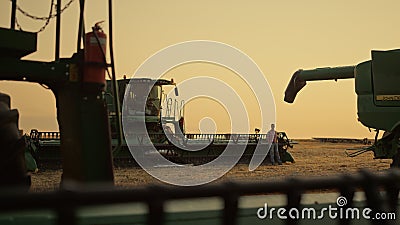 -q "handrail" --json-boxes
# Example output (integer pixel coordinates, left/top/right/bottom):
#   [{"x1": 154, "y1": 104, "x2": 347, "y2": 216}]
[
  {"x1": 10, "y1": 0, "x2": 17, "y2": 29},
  {"x1": 0, "y1": 169, "x2": 398, "y2": 225}
]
